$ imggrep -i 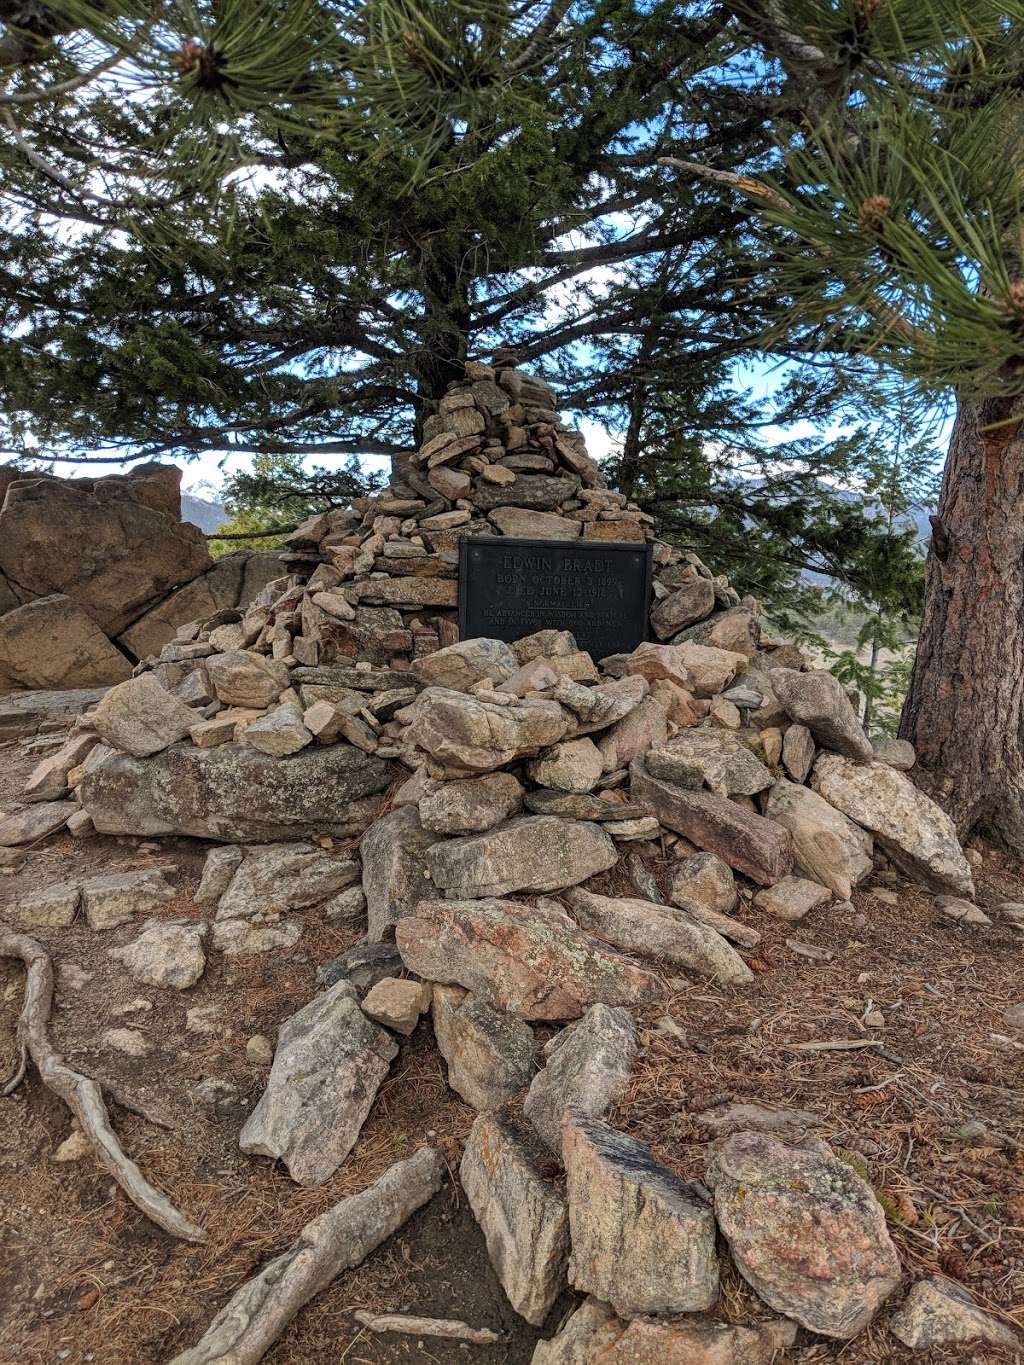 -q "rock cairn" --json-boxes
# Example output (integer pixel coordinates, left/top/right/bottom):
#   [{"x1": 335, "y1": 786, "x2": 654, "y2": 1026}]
[{"x1": 12, "y1": 364, "x2": 999, "y2": 1356}]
